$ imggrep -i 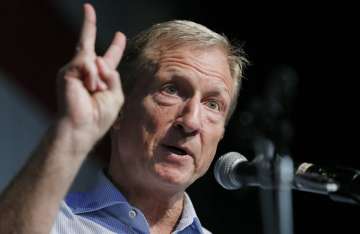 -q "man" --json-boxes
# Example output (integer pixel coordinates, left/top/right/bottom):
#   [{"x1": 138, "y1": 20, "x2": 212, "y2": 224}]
[{"x1": 0, "y1": 3, "x2": 247, "y2": 234}]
